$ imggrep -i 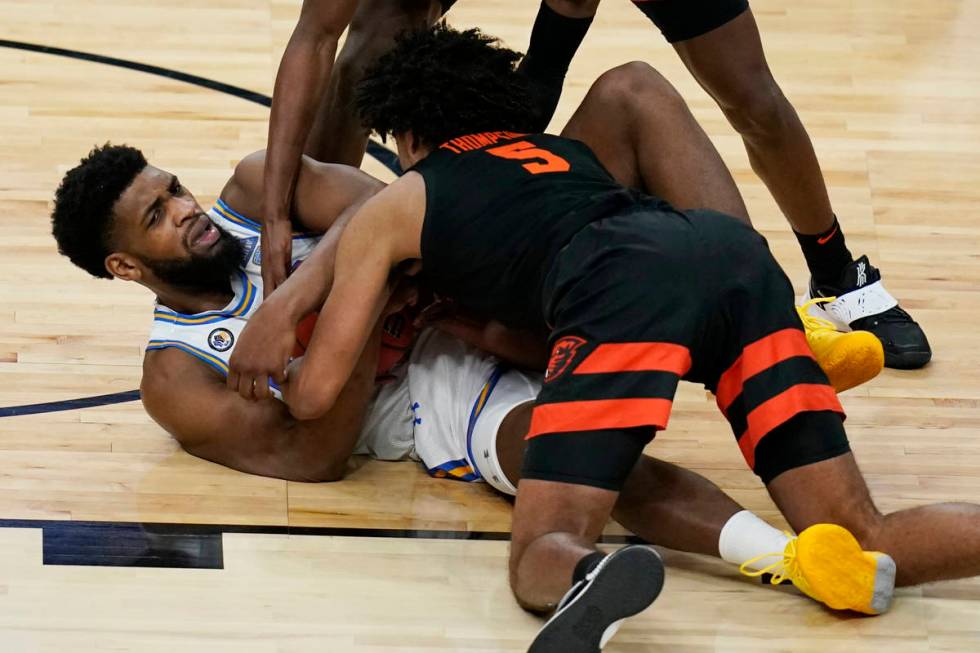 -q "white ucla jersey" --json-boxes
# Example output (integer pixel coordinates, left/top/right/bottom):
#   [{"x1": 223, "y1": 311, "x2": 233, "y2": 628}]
[{"x1": 145, "y1": 199, "x2": 319, "y2": 400}]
